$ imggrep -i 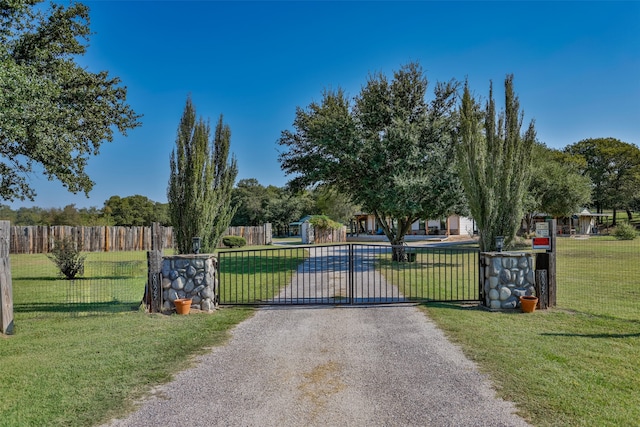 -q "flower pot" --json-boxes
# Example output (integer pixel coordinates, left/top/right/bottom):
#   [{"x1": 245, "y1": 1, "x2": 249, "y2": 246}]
[
  {"x1": 174, "y1": 298, "x2": 192, "y2": 315},
  {"x1": 520, "y1": 295, "x2": 538, "y2": 313}
]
